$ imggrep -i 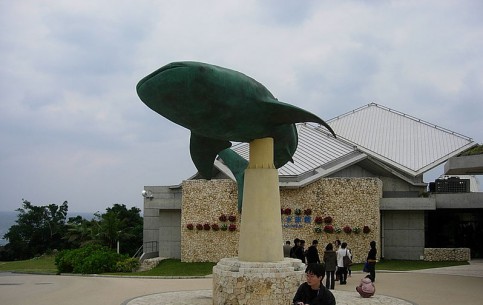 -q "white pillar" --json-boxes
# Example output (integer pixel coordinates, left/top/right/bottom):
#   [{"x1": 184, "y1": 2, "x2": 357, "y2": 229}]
[{"x1": 238, "y1": 138, "x2": 283, "y2": 262}]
